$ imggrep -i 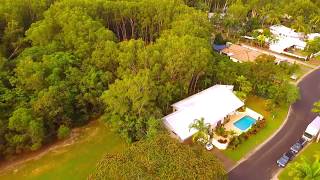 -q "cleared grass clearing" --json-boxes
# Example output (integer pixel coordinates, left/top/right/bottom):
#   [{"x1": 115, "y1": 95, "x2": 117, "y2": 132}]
[{"x1": 0, "y1": 121, "x2": 125, "y2": 180}]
